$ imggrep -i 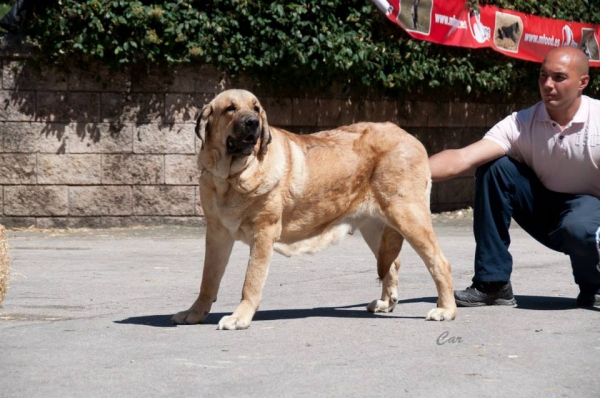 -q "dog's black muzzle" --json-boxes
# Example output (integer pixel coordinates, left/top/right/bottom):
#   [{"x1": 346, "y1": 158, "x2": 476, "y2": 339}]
[{"x1": 227, "y1": 114, "x2": 260, "y2": 156}]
